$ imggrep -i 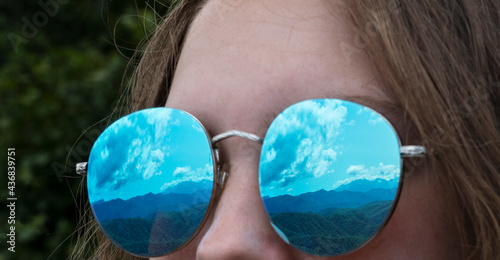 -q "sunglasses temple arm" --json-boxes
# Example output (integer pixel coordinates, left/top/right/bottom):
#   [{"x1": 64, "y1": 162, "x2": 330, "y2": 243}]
[
  {"x1": 400, "y1": 145, "x2": 427, "y2": 157},
  {"x1": 76, "y1": 162, "x2": 88, "y2": 176}
]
